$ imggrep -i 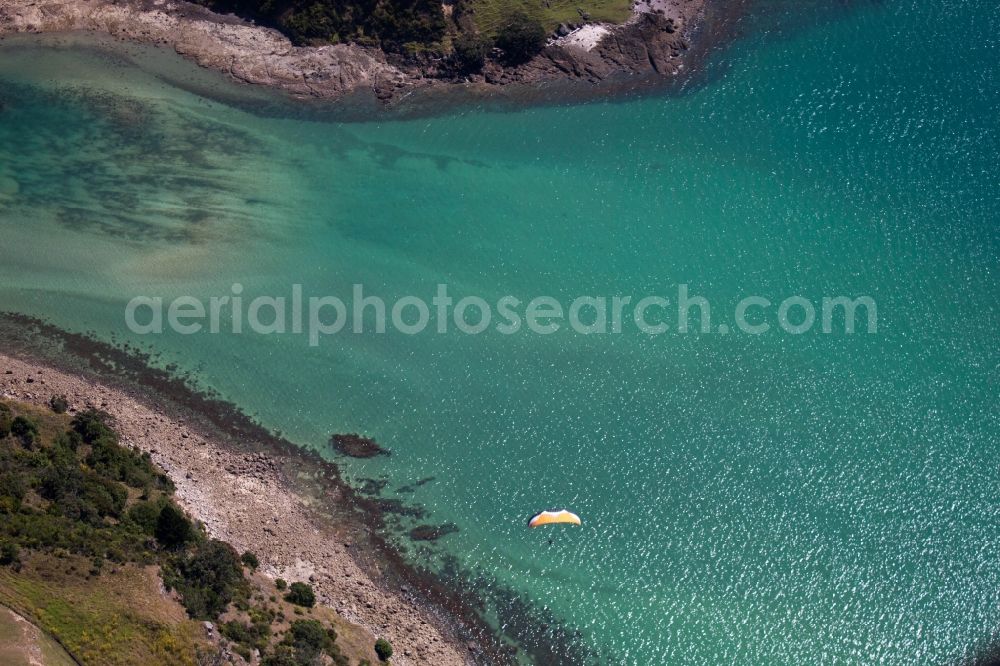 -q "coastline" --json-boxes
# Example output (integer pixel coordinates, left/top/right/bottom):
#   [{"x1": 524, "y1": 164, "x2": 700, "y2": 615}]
[
  {"x1": 0, "y1": 312, "x2": 604, "y2": 665},
  {"x1": 0, "y1": 0, "x2": 707, "y2": 105},
  {"x1": 0, "y1": 345, "x2": 477, "y2": 665}
]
